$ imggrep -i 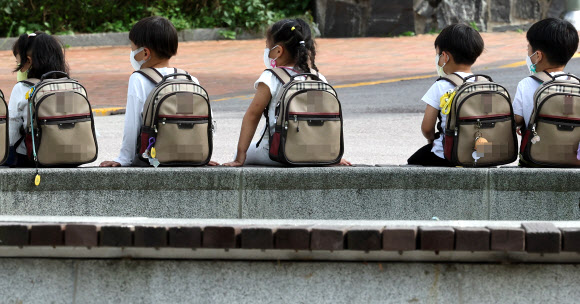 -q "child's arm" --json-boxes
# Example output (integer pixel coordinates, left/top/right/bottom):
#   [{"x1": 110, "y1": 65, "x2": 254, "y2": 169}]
[
  {"x1": 421, "y1": 104, "x2": 439, "y2": 144},
  {"x1": 223, "y1": 83, "x2": 272, "y2": 167}
]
